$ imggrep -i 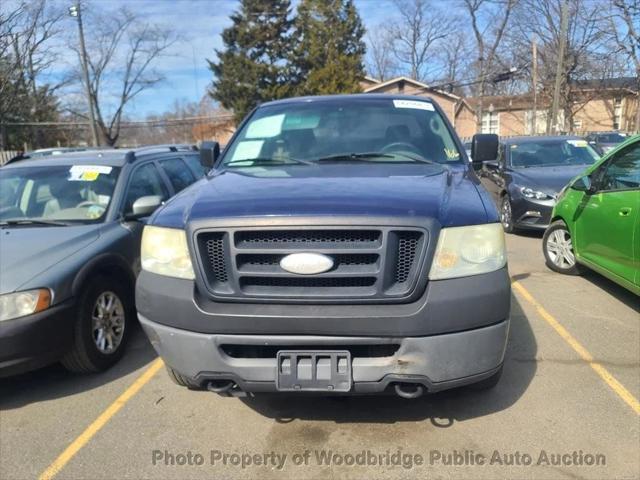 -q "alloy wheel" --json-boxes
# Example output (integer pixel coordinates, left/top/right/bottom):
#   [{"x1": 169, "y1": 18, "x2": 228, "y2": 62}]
[
  {"x1": 545, "y1": 228, "x2": 576, "y2": 269},
  {"x1": 91, "y1": 291, "x2": 126, "y2": 354}
]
